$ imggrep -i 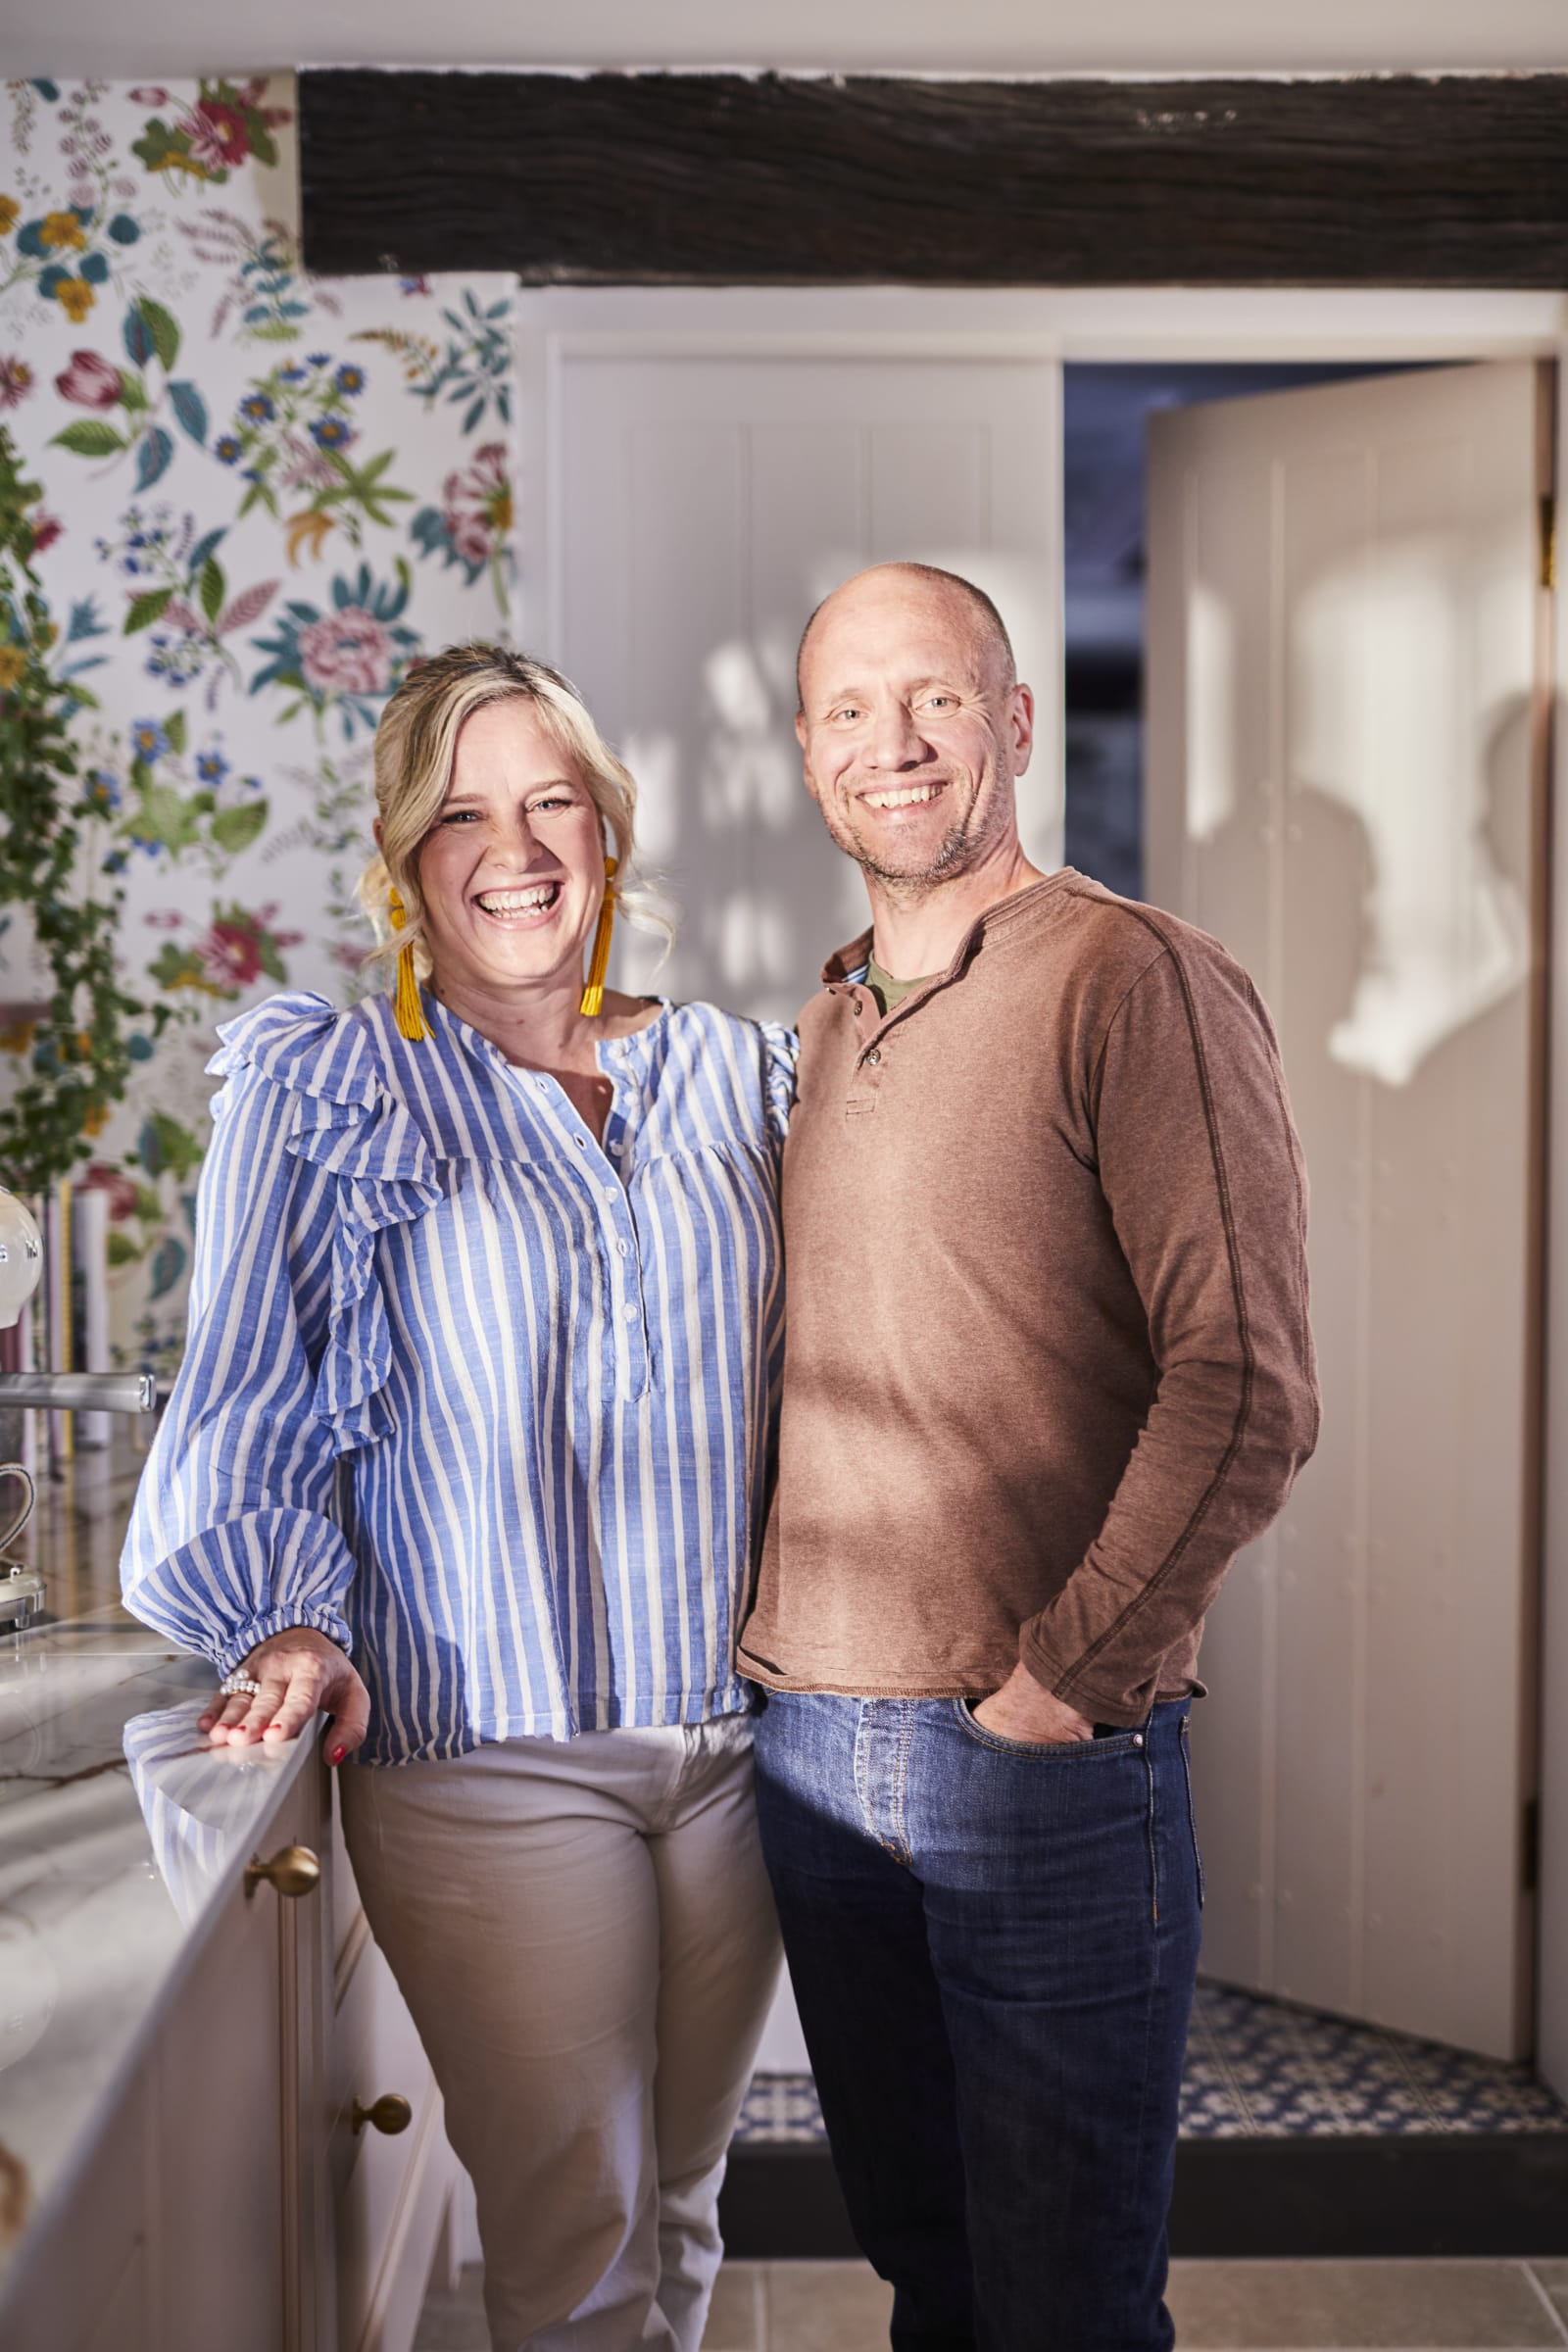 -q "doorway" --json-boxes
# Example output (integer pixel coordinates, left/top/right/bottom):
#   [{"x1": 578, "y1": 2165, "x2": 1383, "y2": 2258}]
[
  {"x1": 516, "y1": 285, "x2": 1566, "y2": 2112},
  {"x1": 1062, "y1": 363, "x2": 1420, "y2": 903}
]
